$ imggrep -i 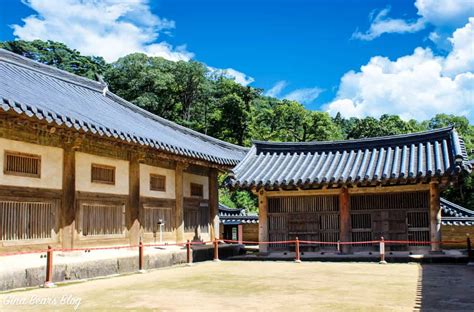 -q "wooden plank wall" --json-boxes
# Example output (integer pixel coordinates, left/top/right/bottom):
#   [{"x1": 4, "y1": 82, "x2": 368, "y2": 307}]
[{"x1": 267, "y1": 195, "x2": 339, "y2": 250}]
